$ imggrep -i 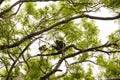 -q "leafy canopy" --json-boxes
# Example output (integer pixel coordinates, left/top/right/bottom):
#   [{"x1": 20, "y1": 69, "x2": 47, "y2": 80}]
[{"x1": 0, "y1": 0, "x2": 120, "y2": 80}]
